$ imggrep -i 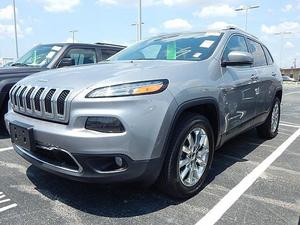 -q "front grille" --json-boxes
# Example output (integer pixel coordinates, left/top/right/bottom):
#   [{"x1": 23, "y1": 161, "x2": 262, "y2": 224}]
[{"x1": 10, "y1": 85, "x2": 71, "y2": 123}]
